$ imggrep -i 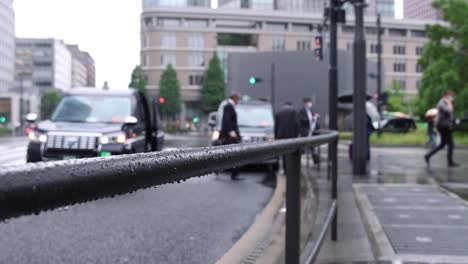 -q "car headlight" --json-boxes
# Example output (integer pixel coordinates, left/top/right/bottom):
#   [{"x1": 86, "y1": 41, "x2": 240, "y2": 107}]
[
  {"x1": 100, "y1": 133, "x2": 127, "y2": 145},
  {"x1": 212, "y1": 130, "x2": 220, "y2": 140},
  {"x1": 28, "y1": 131, "x2": 47, "y2": 143}
]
